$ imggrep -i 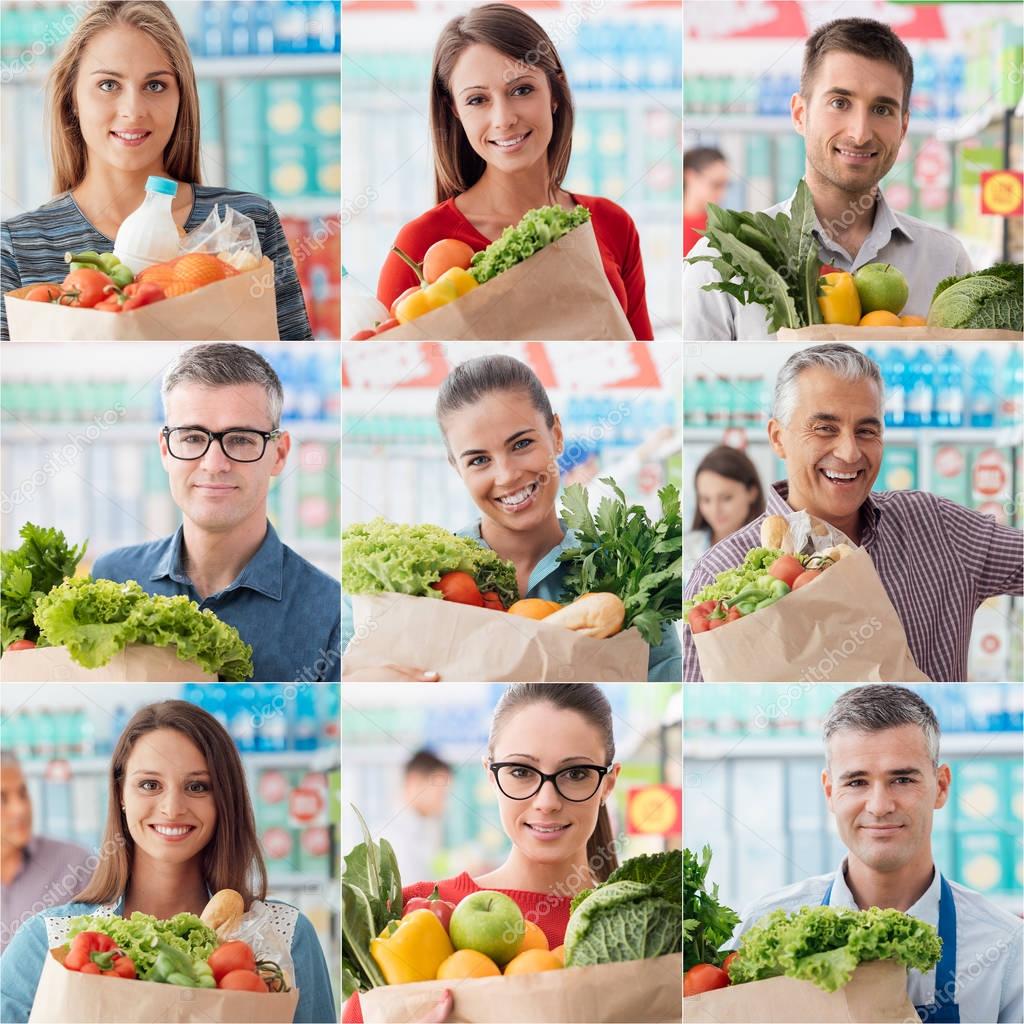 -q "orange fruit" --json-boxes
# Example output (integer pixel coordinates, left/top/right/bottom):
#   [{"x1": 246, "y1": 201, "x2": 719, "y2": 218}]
[
  {"x1": 160, "y1": 280, "x2": 200, "y2": 299},
  {"x1": 422, "y1": 238, "x2": 475, "y2": 284},
  {"x1": 550, "y1": 945, "x2": 564, "y2": 965},
  {"x1": 899, "y1": 315, "x2": 927, "y2": 327},
  {"x1": 507, "y1": 599, "x2": 562, "y2": 620},
  {"x1": 520, "y1": 920, "x2": 549, "y2": 952},
  {"x1": 436, "y1": 949, "x2": 501, "y2": 980},
  {"x1": 503, "y1": 949, "x2": 563, "y2": 975},
  {"x1": 858, "y1": 310, "x2": 902, "y2": 327},
  {"x1": 173, "y1": 253, "x2": 226, "y2": 288}
]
